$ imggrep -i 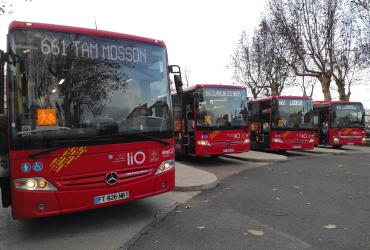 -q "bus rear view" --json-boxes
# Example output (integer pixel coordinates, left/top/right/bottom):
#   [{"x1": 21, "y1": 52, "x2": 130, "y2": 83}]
[
  {"x1": 173, "y1": 85, "x2": 250, "y2": 156},
  {"x1": 250, "y1": 96, "x2": 315, "y2": 151},
  {"x1": 0, "y1": 21, "x2": 177, "y2": 219}
]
